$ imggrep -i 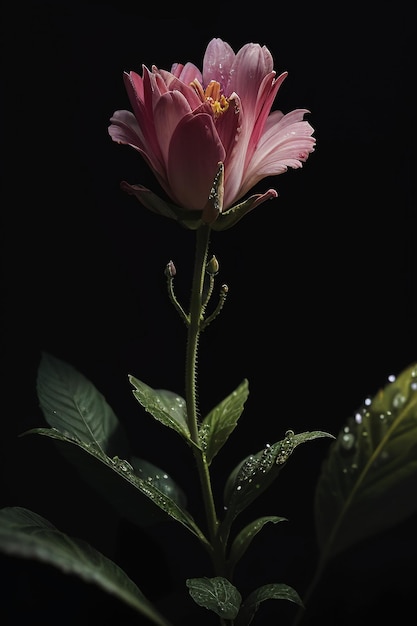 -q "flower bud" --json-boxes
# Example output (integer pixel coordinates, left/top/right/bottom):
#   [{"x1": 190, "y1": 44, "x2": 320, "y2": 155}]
[
  {"x1": 165, "y1": 260, "x2": 176, "y2": 278},
  {"x1": 206, "y1": 255, "x2": 219, "y2": 276}
]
